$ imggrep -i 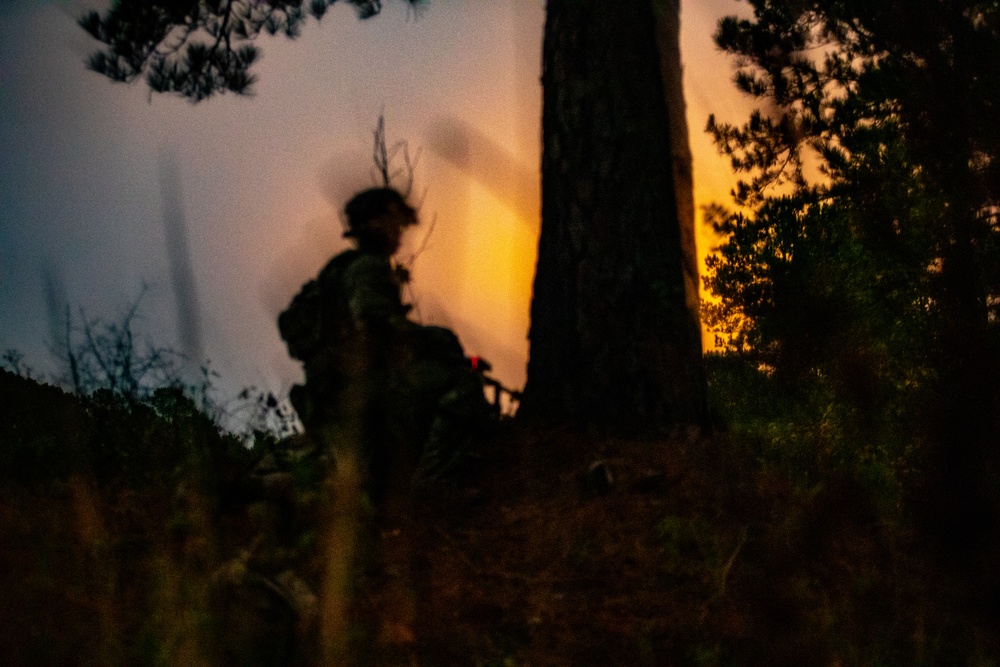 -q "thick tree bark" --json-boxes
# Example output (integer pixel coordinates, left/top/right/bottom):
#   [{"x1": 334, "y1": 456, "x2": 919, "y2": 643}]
[{"x1": 520, "y1": 0, "x2": 706, "y2": 433}]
